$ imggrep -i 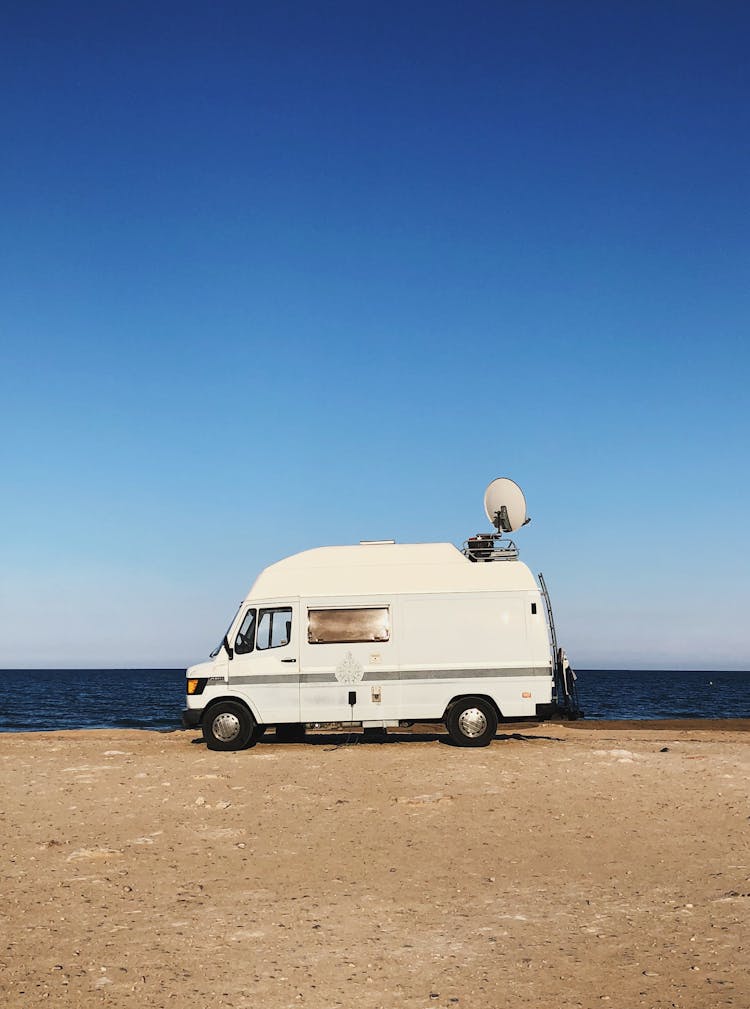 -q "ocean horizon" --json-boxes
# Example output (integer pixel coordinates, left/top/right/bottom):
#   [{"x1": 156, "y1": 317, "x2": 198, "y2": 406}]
[{"x1": 0, "y1": 667, "x2": 747, "y2": 733}]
